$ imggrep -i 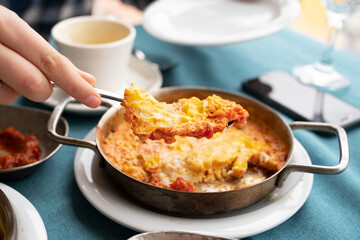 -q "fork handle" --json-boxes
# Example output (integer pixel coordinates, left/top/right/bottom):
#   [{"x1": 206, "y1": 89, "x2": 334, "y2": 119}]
[
  {"x1": 95, "y1": 87, "x2": 123, "y2": 102},
  {"x1": 51, "y1": 82, "x2": 123, "y2": 102}
]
